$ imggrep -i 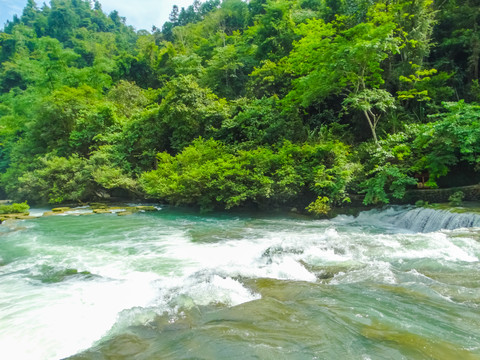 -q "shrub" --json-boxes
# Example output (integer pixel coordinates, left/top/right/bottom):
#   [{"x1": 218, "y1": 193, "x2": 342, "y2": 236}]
[
  {"x1": 16, "y1": 155, "x2": 95, "y2": 204},
  {"x1": 361, "y1": 164, "x2": 417, "y2": 205},
  {"x1": 448, "y1": 191, "x2": 464, "y2": 206},
  {"x1": 0, "y1": 201, "x2": 30, "y2": 214},
  {"x1": 140, "y1": 138, "x2": 357, "y2": 211},
  {"x1": 306, "y1": 196, "x2": 331, "y2": 215}
]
